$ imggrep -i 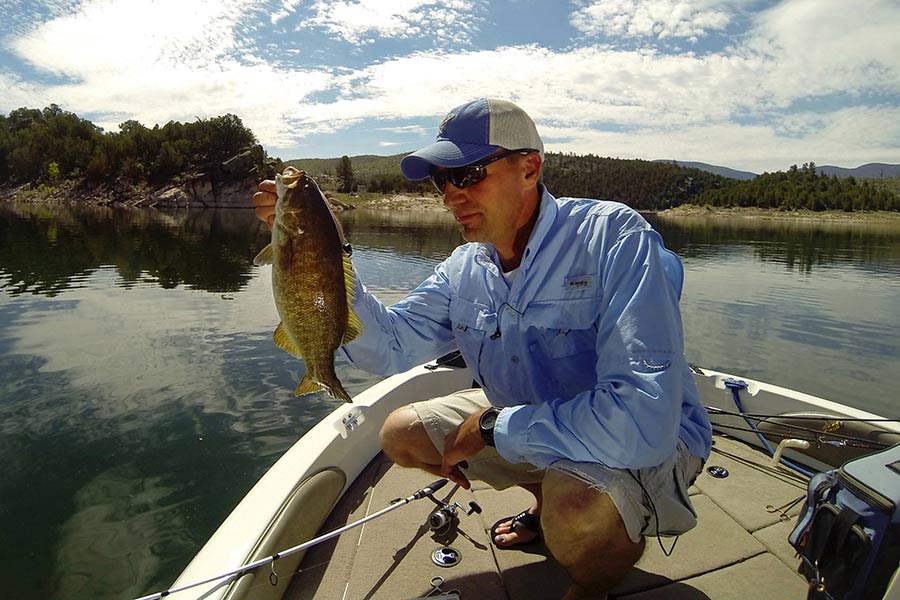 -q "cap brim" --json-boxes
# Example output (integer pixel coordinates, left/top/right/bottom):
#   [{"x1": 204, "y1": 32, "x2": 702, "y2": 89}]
[{"x1": 400, "y1": 140, "x2": 501, "y2": 180}]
